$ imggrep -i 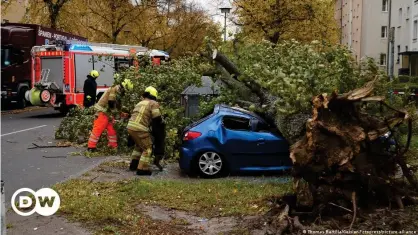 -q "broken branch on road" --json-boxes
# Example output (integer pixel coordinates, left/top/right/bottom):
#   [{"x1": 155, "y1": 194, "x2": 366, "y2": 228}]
[
  {"x1": 42, "y1": 156, "x2": 67, "y2": 158},
  {"x1": 28, "y1": 143, "x2": 71, "y2": 149}
]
